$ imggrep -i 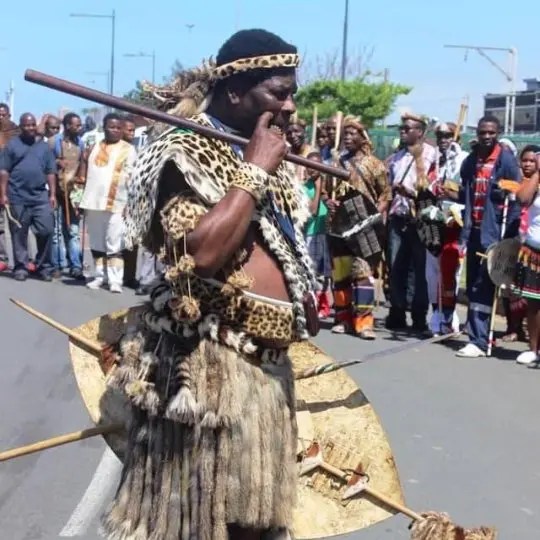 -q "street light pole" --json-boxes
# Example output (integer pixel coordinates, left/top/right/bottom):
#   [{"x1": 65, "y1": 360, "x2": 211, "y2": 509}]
[
  {"x1": 443, "y1": 44, "x2": 518, "y2": 134},
  {"x1": 340, "y1": 0, "x2": 349, "y2": 81},
  {"x1": 70, "y1": 11, "x2": 116, "y2": 95},
  {"x1": 110, "y1": 10, "x2": 116, "y2": 95}
]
